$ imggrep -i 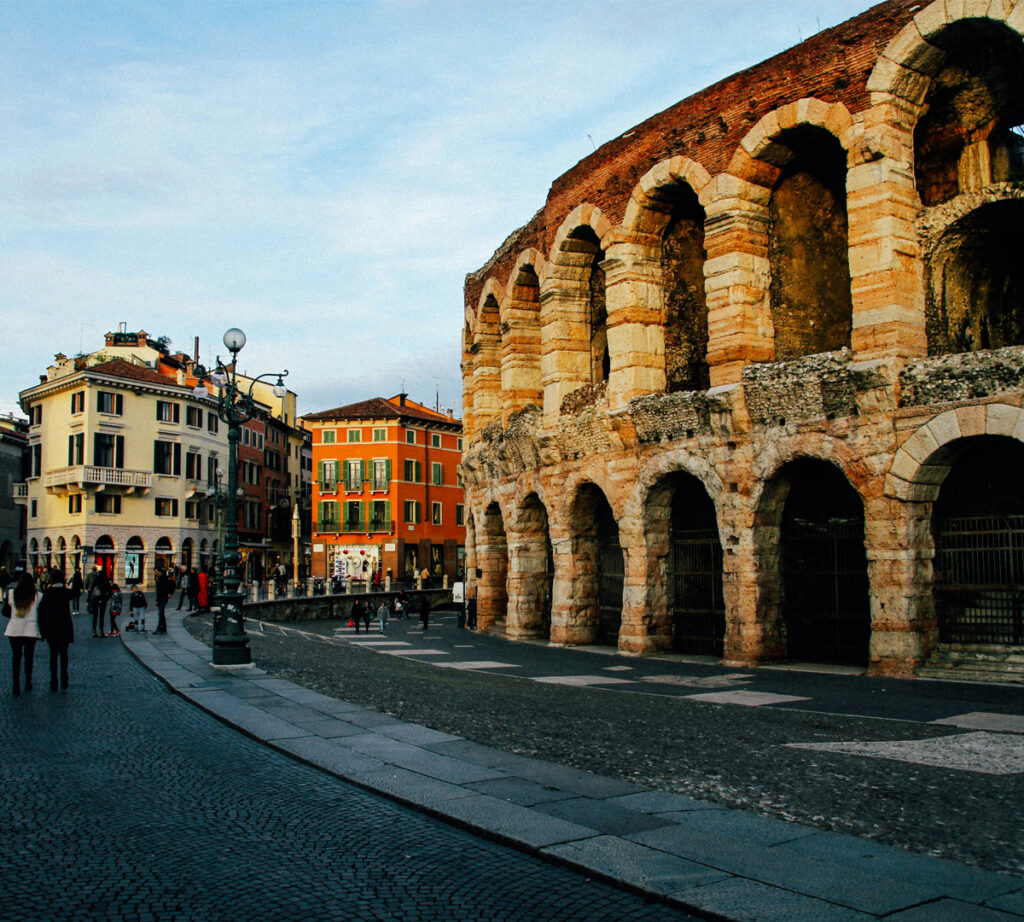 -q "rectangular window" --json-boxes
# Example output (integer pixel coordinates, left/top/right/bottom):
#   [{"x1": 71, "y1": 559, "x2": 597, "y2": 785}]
[
  {"x1": 97, "y1": 391, "x2": 123, "y2": 415},
  {"x1": 153, "y1": 440, "x2": 181, "y2": 476},
  {"x1": 30, "y1": 498, "x2": 37, "y2": 518},
  {"x1": 68, "y1": 494, "x2": 83, "y2": 514},
  {"x1": 403, "y1": 499, "x2": 420, "y2": 524},
  {"x1": 432, "y1": 433, "x2": 441, "y2": 448},
  {"x1": 29, "y1": 405, "x2": 42, "y2": 426},
  {"x1": 372, "y1": 458, "x2": 390, "y2": 491},
  {"x1": 155, "y1": 497, "x2": 179, "y2": 517},
  {"x1": 243, "y1": 500, "x2": 260, "y2": 530},
  {"x1": 347, "y1": 429, "x2": 362, "y2": 443},
  {"x1": 93, "y1": 434, "x2": 124, "y2": 469},
  {"x1": 431, "y1": 462, "x2": 443, "y2": 486},
  {"x1": 457, "y1": 438, "x2": 463, "y2": 452},
  {"x1": 318, "y1": 501, "x2": 339, "y2": 532},
  {"x1": 403, "y1": 459, "x2": 421, "y2": 482},
  {"x1": 30, "y1": 444, "x2": 41, "y2": 477},
  {"x1": 96, "y1": 494, "x2": 121, "y2": 514},
  {"x1": 207, "y1": 414, "x2": 219, "y2": 434},
  {"x1": 432, "y1": 502, "x2": 442, "y2": 525},
  {"x1": 70, "y1": 392, "x2": 85, "y2": 415},
  {"x1": 321, "y1": 429, "x2": 336, "y2": 444},
  {"x1": 372, "y1": 428, "x2": 386, "y2": 442},
  {"x1": 319, "y1": 460, "x2": 338, "y2": 492},
  {"x1": 243, "y1": 428, "x2": 250, "y2": 446},
  {"x1": 156, "y1": 400, "x2": 180, "y2": 423},
  {"x1": 186, "y1": 406, "x2": 203, "y2": 428},
  {"x1": 456, "y1": 504, "x2": 464, "y2": 526},
  {"x1": 67, "y1": 433, "x2": 84, "y2": 466},
  {"x1": 186, "y1": 451, "x2": 203, "y2": 481},
  {"x1": 184, "y1": 500, "x2": 200, "y2": 521},
  {"x1": 405, "y1": 430, "x2": 416, "y2": 444},
  {"x1": 344, "y1": 500, "x2": 363, "y2": 532},
  {"x1": 369, "y1": 499, "x2": 390, "y2": 532},
  {"x1": 345, "y1": 459, "x2": 363, "y2": 492}
]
